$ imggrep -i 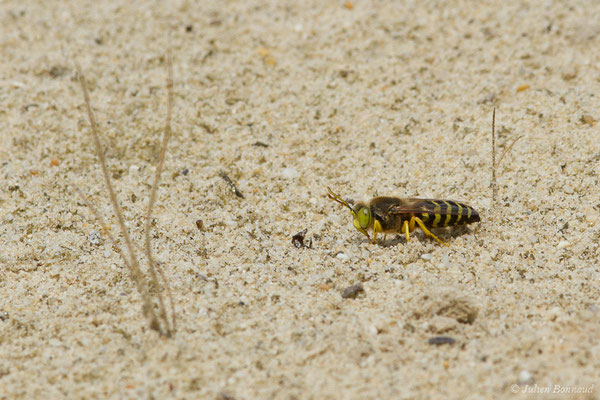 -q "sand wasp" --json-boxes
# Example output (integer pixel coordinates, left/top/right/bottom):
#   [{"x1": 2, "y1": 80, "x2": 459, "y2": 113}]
[{"x1": 327, "y1": 187, "x2": 480, "y2": 246}]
